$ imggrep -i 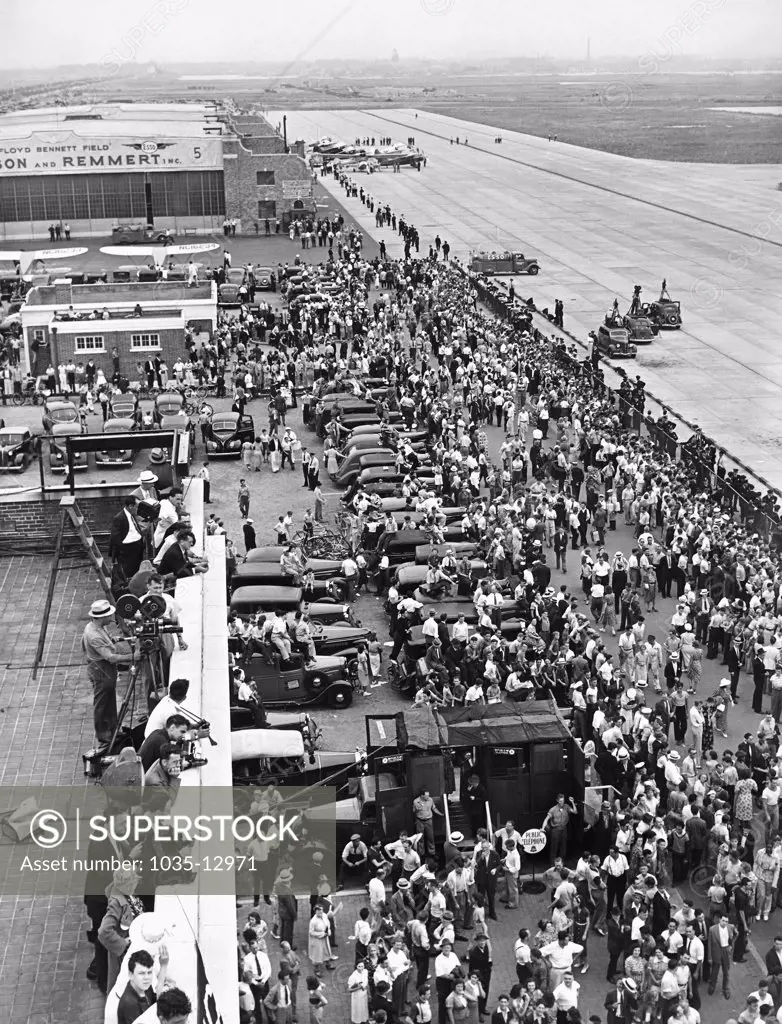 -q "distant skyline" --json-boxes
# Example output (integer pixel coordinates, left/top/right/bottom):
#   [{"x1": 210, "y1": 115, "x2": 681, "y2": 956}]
[{"x1": 2, "y1": 0, "x2": 779, "y2": 69}]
